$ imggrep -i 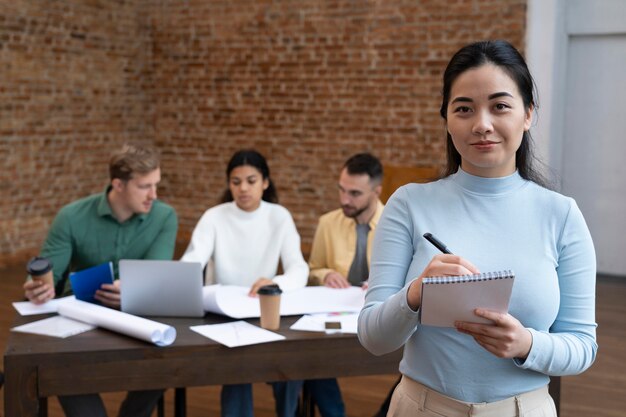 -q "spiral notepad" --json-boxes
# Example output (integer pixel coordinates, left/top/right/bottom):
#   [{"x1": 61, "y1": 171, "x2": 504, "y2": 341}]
[{"x1": 419, "y1": 270, "x2": 515, "y2": 327}]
